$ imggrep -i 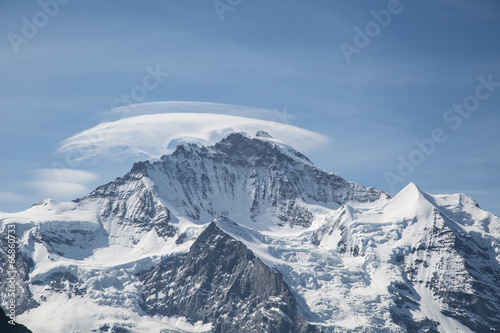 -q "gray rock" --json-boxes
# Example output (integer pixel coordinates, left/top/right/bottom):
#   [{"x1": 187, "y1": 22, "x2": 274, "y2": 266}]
[{"x1": 139, "y1": 222, "x2": 316, "y2": 333}]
